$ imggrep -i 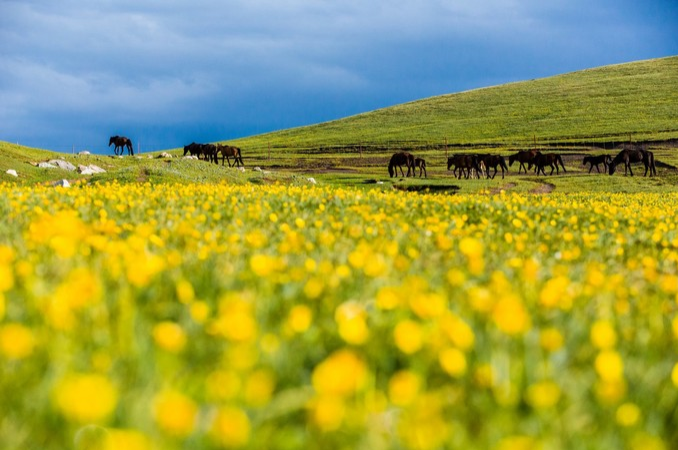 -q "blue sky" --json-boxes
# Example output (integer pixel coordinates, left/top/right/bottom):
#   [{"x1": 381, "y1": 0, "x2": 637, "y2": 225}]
[{"x1": 1, "y1": 0, "x2": 676, "y2": 154}]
